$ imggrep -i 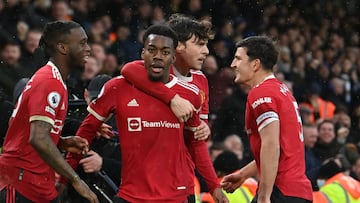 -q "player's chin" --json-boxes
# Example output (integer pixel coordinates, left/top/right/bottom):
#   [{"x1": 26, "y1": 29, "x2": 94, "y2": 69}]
[
  {"x1": 149, "y1": 74, "x2": 163, "y2": 81},
  {"x1": 83, "y1": 55, "x2": 90, "y2": 64},
  {"x1": 193, "y1": 63, "x2": 203, "y2": 70}
]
